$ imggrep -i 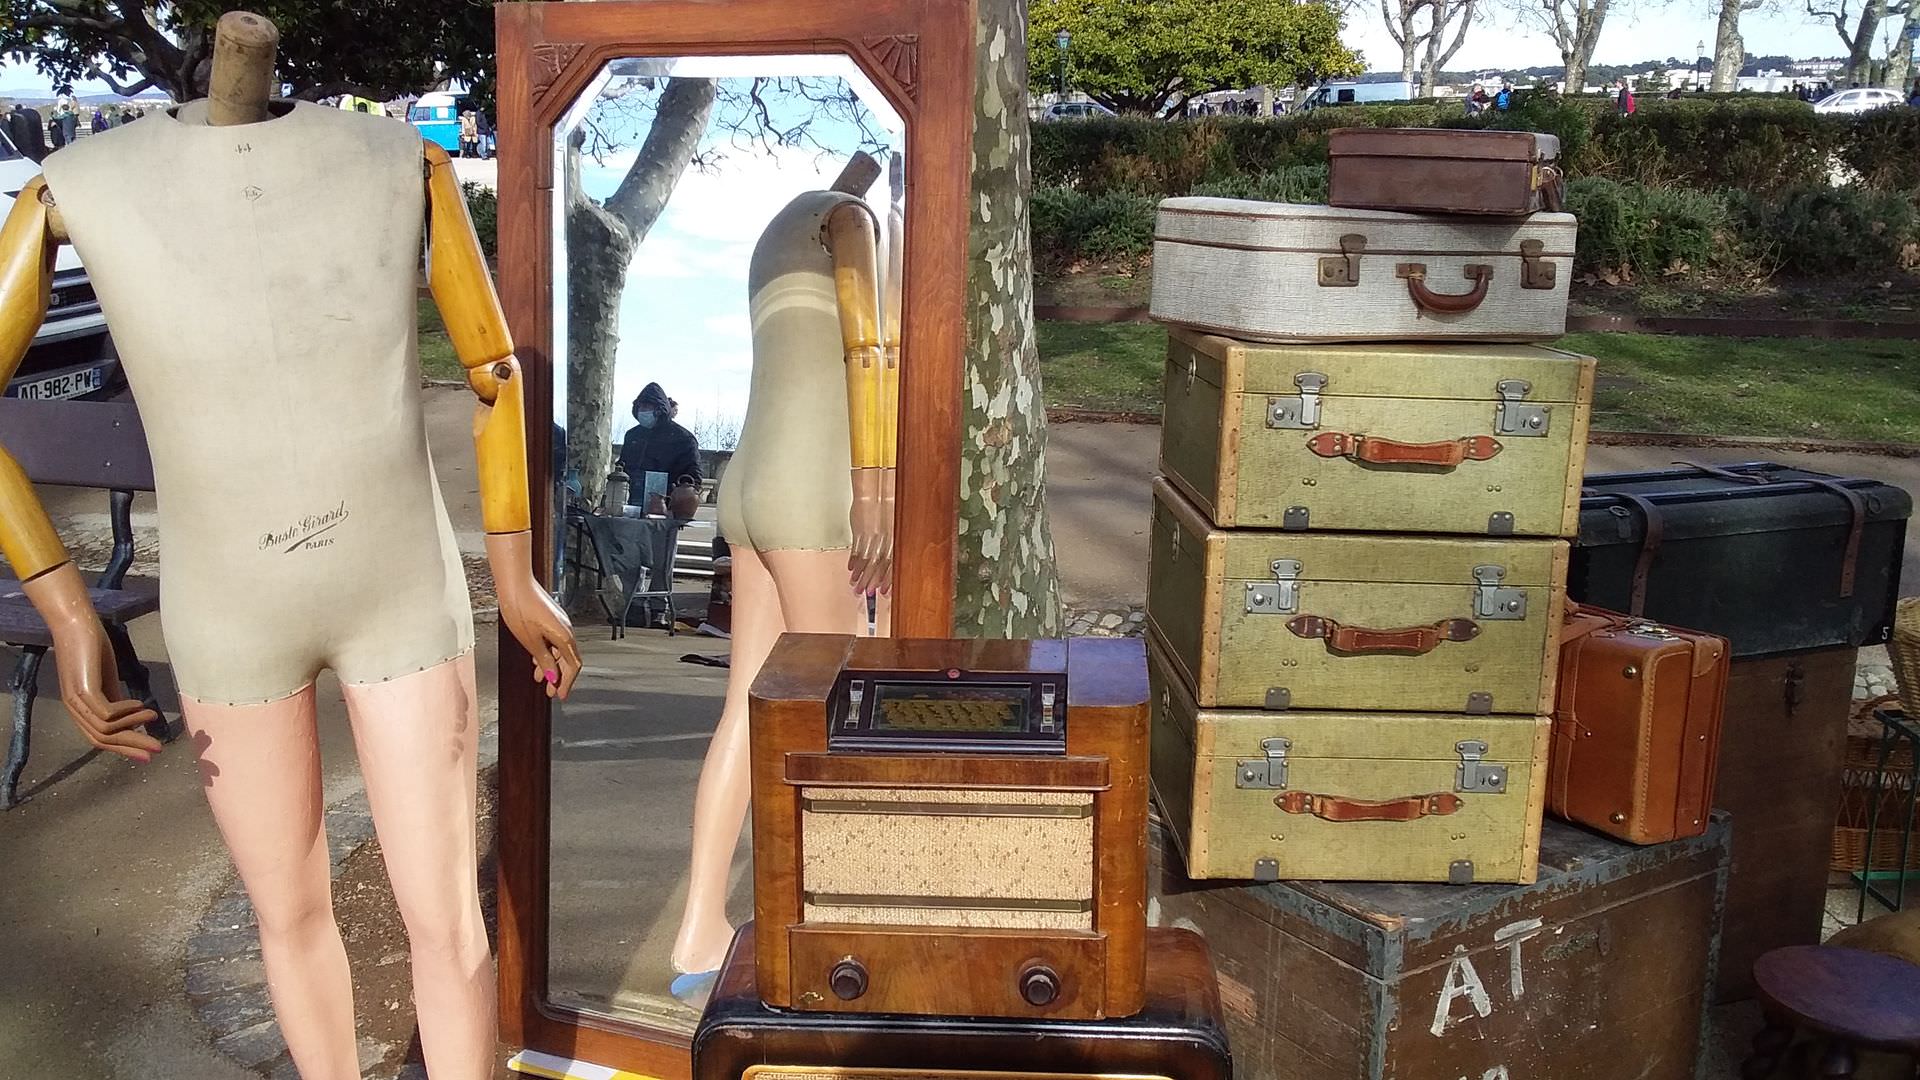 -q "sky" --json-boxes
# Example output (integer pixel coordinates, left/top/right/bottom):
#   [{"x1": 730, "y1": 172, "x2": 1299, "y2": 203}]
[
  {"x1": 552, "y1": 55, "x2": 903, "y2": 448},
  {"x1": 1345, "y1": 2, "x2": 1891, "y2": 74}
]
